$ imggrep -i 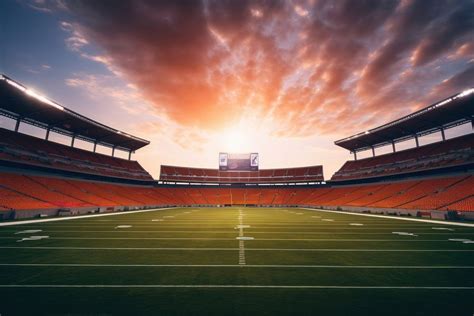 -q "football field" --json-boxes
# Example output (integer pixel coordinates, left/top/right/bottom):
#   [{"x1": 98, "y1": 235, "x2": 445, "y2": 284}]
[{"x1": 0, "y1": 207, "x2": 473, "y2": 315}]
